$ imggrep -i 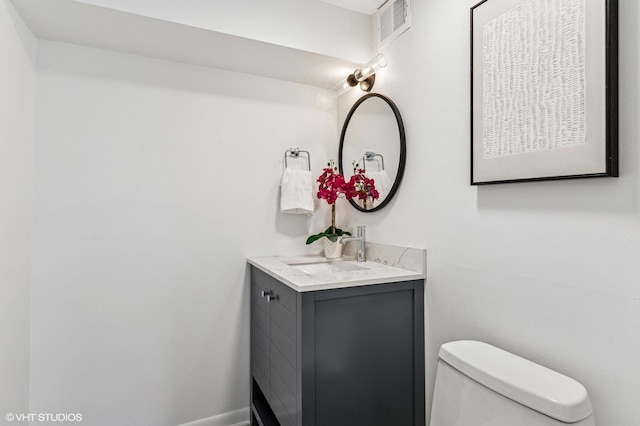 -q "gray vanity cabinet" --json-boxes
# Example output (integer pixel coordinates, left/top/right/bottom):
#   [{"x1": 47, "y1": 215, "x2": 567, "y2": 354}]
[{"x1": 250, "y1": 266, "x2": 425, "y2": 426}]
